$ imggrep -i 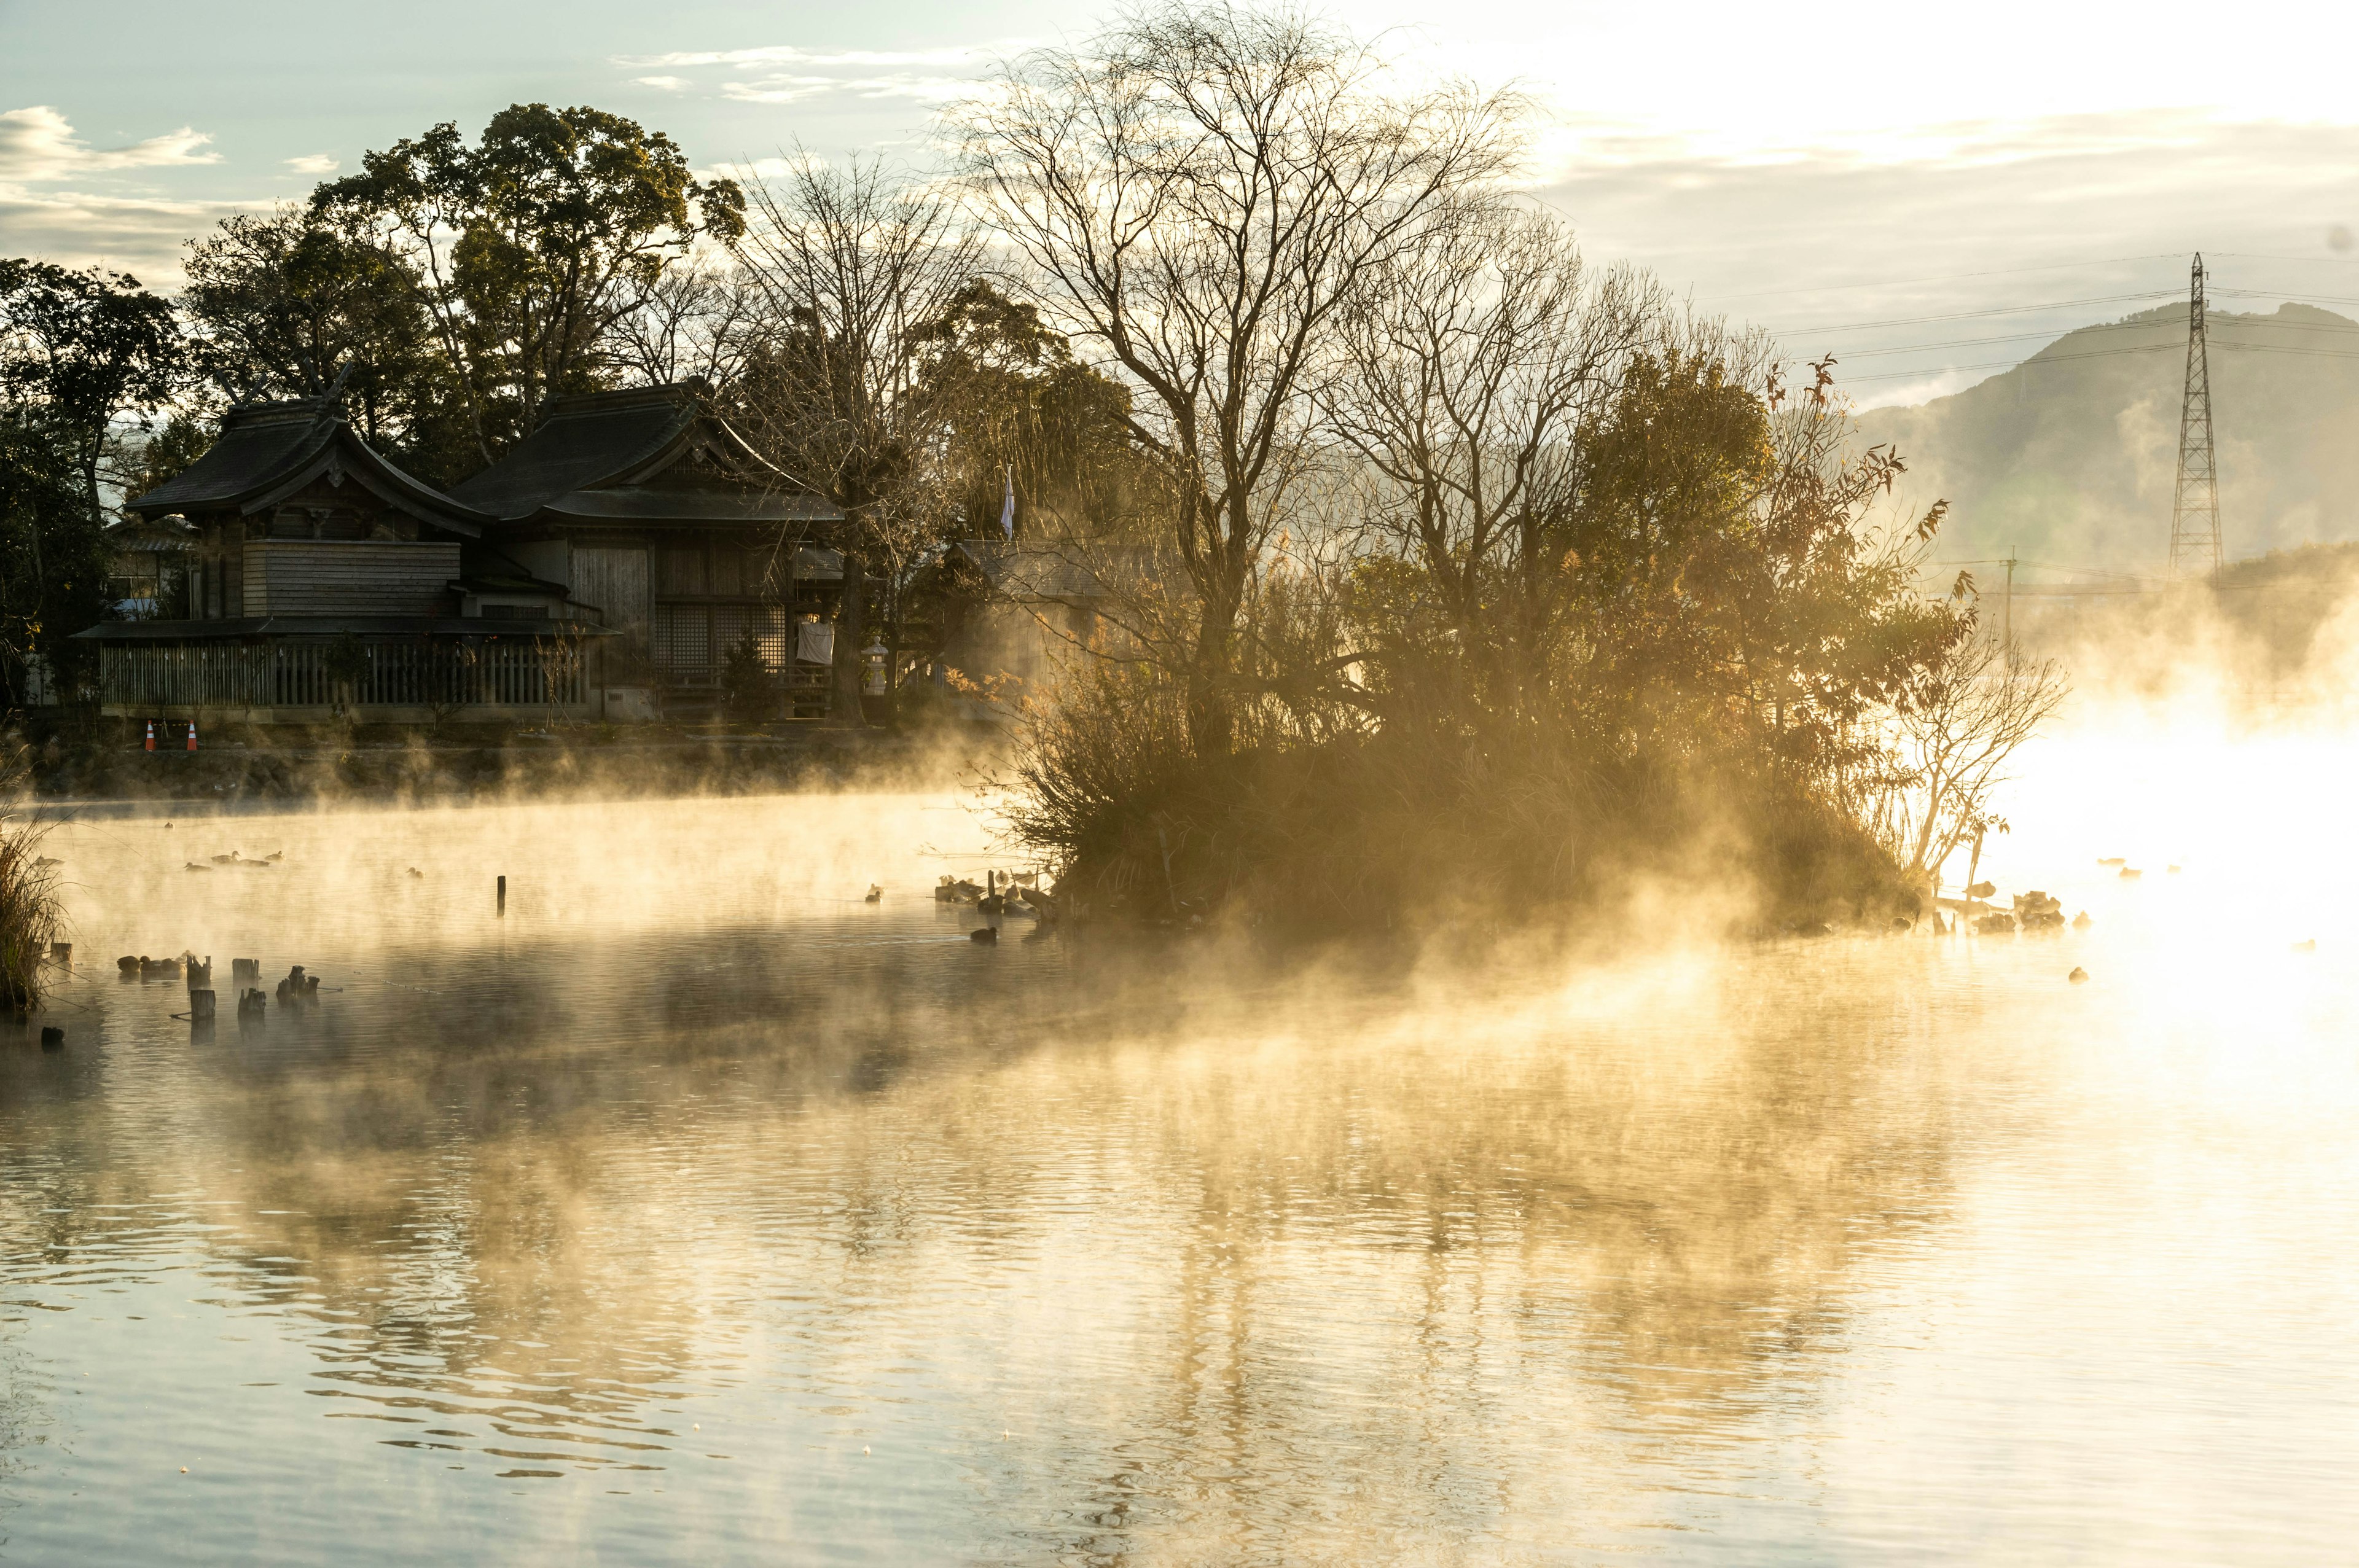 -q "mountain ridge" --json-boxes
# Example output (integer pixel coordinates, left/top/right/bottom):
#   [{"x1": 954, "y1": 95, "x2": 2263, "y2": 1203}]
[{"x1": 1853, "y1": 302, "x2": 2359, "y2": 572}]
